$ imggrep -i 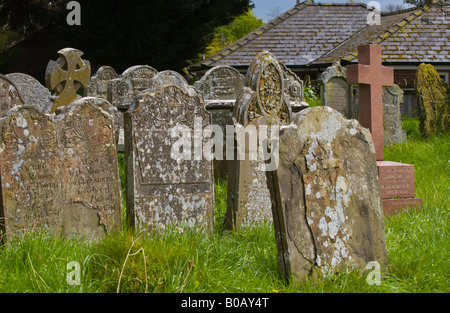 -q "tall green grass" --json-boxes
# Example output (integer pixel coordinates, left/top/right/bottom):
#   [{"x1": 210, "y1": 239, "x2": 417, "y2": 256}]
[{"x1": 0, "y1": 119, "x2": 448, "y2": 293}]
